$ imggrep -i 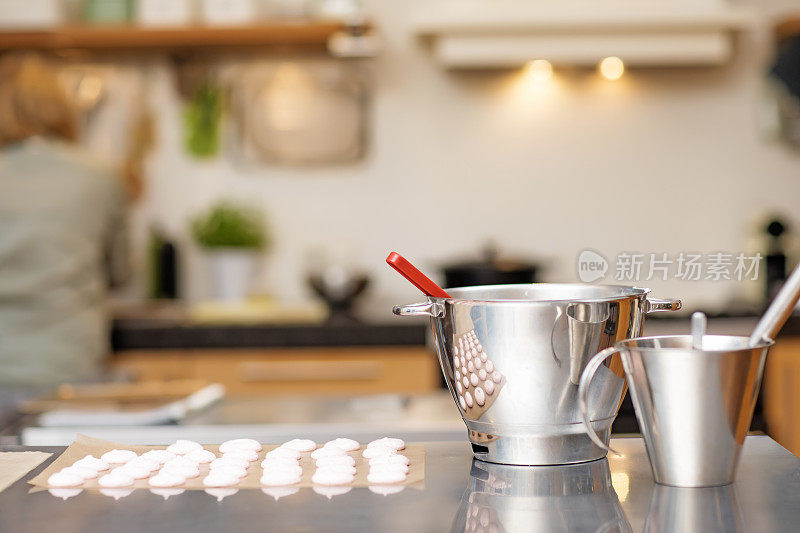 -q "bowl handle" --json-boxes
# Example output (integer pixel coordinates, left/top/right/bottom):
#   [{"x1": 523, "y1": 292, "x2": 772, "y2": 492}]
[
  {"x1": 579, "y1": 346, "x2": 623, "y2": 456},
  {"x1": 392, "y1": 302, "x2": 445, "y2": 318},
  {"x1": 645, "y1": 297, "x2": 682, "y2": 313}
]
